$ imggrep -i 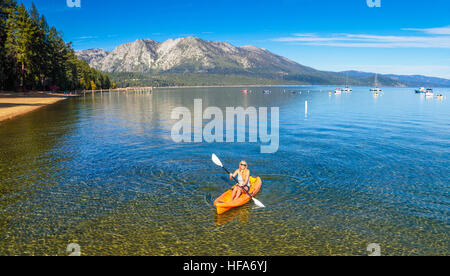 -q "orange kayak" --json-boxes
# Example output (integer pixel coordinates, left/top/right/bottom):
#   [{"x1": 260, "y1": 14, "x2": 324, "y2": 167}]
[{"x1": 214, "y1": 176, "x2": 262, "y2": 215}]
